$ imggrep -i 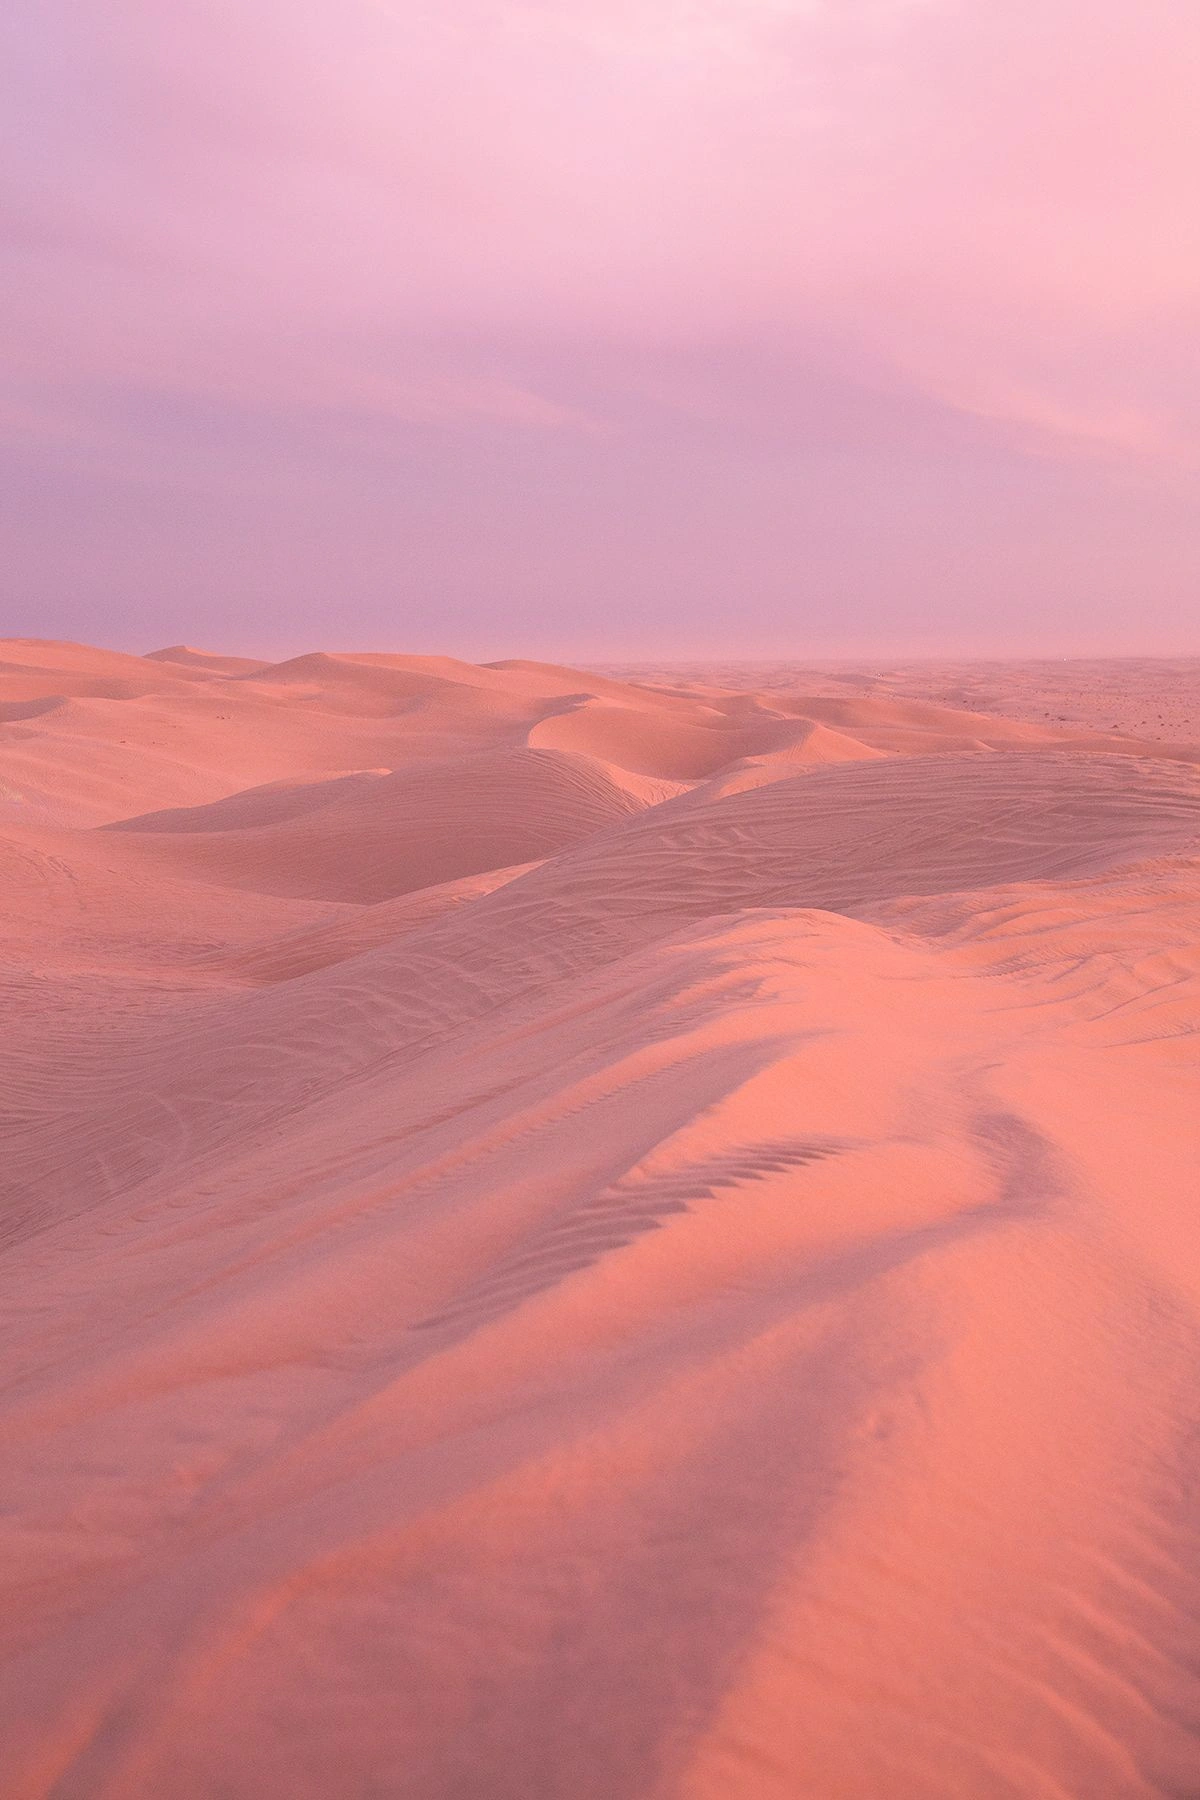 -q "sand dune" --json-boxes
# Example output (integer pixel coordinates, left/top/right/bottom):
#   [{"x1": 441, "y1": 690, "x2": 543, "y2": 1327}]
[
  {"x1": 106, "y1": 748, "x2": 667, "y2": 902},
  {"x1": 2, "y1": 643, "x2": 1199, "y2": 1798}
]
